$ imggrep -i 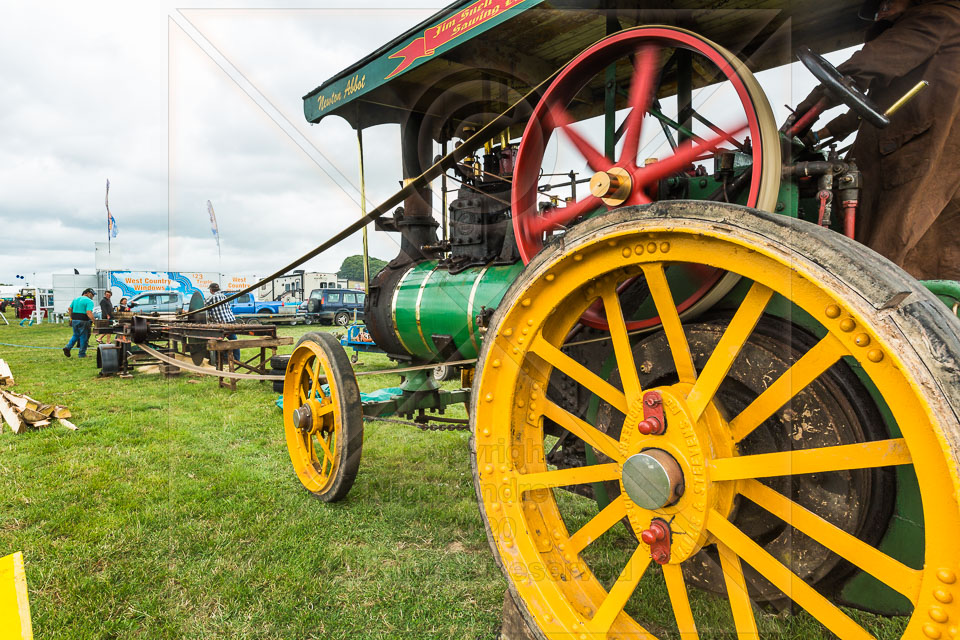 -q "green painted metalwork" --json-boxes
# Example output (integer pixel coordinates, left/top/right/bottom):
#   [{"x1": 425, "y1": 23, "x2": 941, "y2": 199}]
[
  {"x1": 392, "y1": 260, "x2": 524, "y2": 361},
  {"x1": 302, "y1": 0, "x2": 544, "y2": 124},
  {"x1": 923, "y1": 280, "x2": 960, "y2": 317}
]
